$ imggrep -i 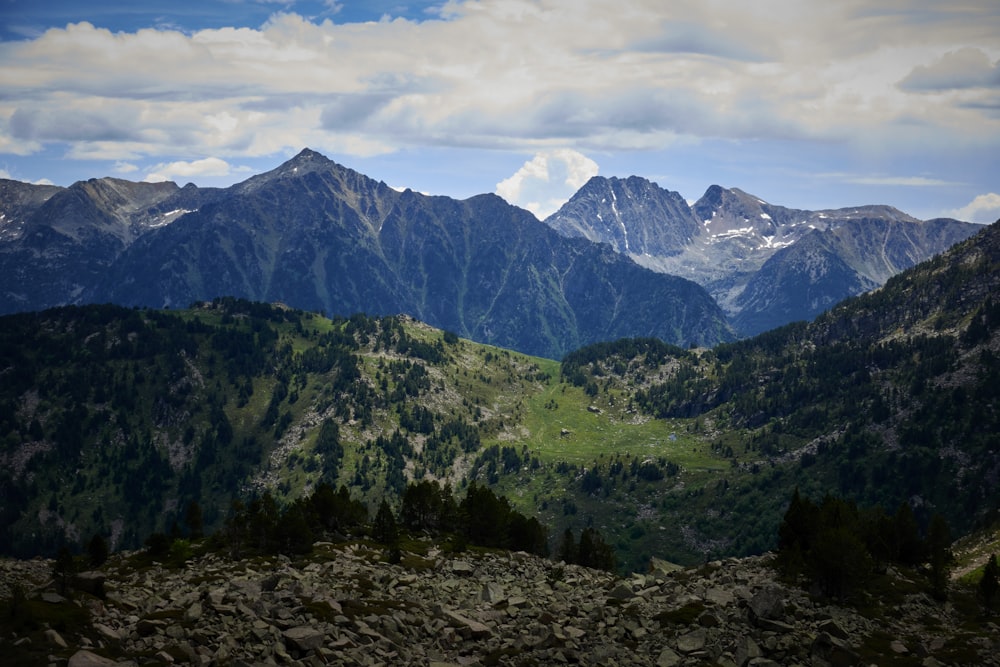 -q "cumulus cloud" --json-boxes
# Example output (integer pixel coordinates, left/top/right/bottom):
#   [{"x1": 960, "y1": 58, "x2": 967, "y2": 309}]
[
  {"x1": 113, "y1": 161, "x2": 139, "y2": 175},
  {"x1": 144, "y1": 157, "x2": 233, "y2": 183},
  {"x1": 949, "y1": 193, "x2": 1000, "y2": 223},
  {"x1": 0, "y1": 0, "x2": 998, "y2": 189},
  {"x1": 495, "y1": 149, "x2": 599, "y2": 219},
  {"x1": 900, "y1": 47, "x2": 1000, "y2": 91}
]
